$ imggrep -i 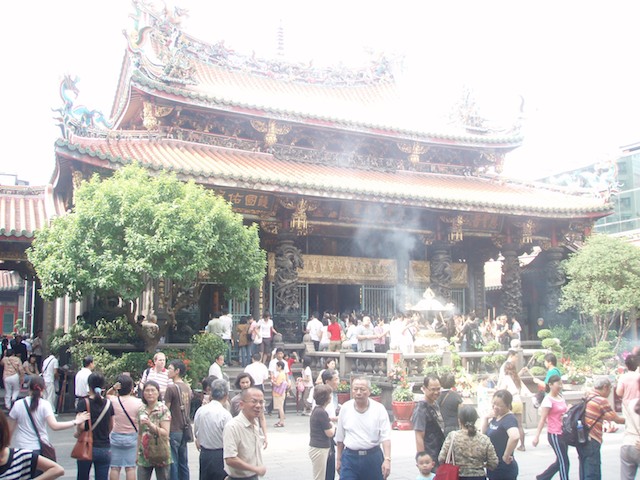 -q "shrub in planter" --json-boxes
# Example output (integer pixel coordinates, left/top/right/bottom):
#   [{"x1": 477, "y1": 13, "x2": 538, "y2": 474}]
[{"x1": 392, "y1": 384, "x2": 414, "y2": 402}]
